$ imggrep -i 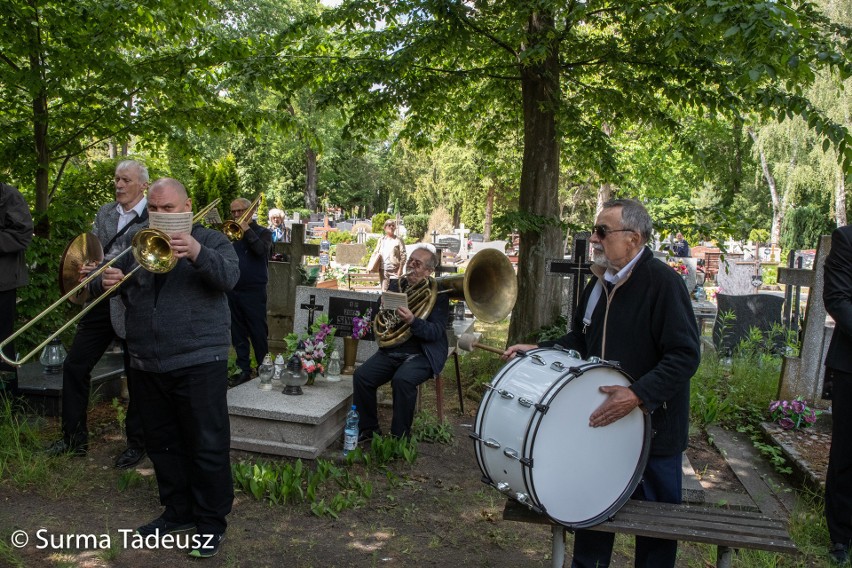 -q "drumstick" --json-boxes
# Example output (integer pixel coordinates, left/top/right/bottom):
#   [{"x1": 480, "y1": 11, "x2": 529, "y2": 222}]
[{"x1": 457, "y1": 333, "x2": 505, "y2": 355}]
